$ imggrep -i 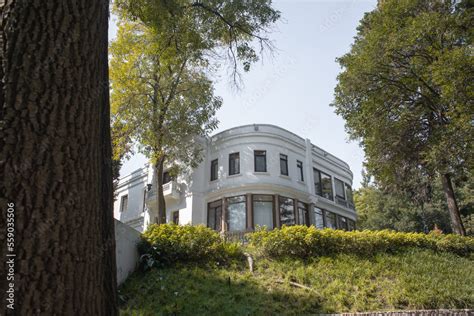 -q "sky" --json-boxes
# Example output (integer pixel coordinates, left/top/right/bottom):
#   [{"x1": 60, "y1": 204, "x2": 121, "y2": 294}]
[{"x1": 108, "y1": 0, "x2": 378, "y2": 189}]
